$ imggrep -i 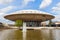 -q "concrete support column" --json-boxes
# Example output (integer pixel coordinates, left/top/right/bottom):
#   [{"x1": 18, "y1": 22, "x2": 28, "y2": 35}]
[
  {"x1": 23, "y1": 22, "x2": 27, "y2": 40},
  {"x1": 23, "y1": 22, "x2": 27, "y2": 32}
]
